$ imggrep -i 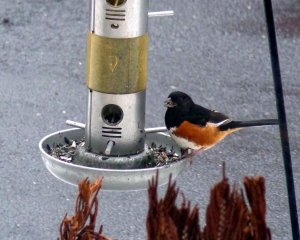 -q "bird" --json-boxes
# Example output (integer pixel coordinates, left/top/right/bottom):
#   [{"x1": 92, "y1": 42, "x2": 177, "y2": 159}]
[{"x1": 164, "y1": 91, "x2": 278, "y2": 158}]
